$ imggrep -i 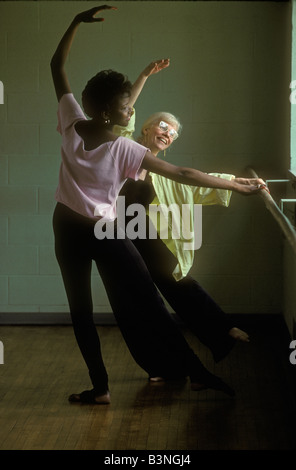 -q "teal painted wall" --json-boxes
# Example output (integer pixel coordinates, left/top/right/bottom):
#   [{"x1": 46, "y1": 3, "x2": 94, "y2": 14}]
[{"x1": 0, "y1": 1, "x2": 291, "y2": 318}]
